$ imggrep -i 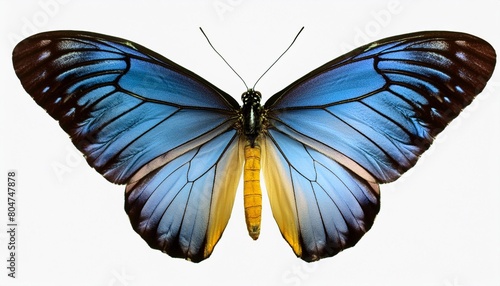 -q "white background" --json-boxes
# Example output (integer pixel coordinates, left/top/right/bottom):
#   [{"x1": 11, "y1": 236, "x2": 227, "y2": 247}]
[{"x1": 1, "y1": 0, "x2": 499, "y2": 285}]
